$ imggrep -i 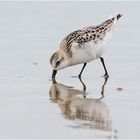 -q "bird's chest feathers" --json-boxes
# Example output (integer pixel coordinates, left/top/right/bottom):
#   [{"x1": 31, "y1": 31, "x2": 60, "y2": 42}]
[{"x1": 70, "y1": 47, "x2": 96, "y2": 65}]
